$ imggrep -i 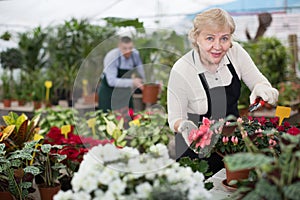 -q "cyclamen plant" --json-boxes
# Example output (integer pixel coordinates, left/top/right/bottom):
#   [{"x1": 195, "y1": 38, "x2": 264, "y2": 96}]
[
  {"x1": 188, "y1": 116, "x2": 282, "y2": 157},
  {"x1": 54, "y1": 143, "x2": 211, "y2": 200}
]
